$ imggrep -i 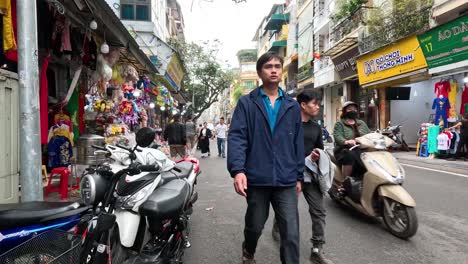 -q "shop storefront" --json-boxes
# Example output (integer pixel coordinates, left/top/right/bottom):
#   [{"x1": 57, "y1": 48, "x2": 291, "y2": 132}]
[
  {"x1": 356, "y1": 35, "x2": 429, "y2": 137},
  {"x1": 329, "y1": 45, "x2": 362, "y2": 129},
  {"x1": 1, "y1": 0, "x2": 181, "y2": 186},
  {"x1": 356, "y1": 17, "x2": 468, "y2": 161}
]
